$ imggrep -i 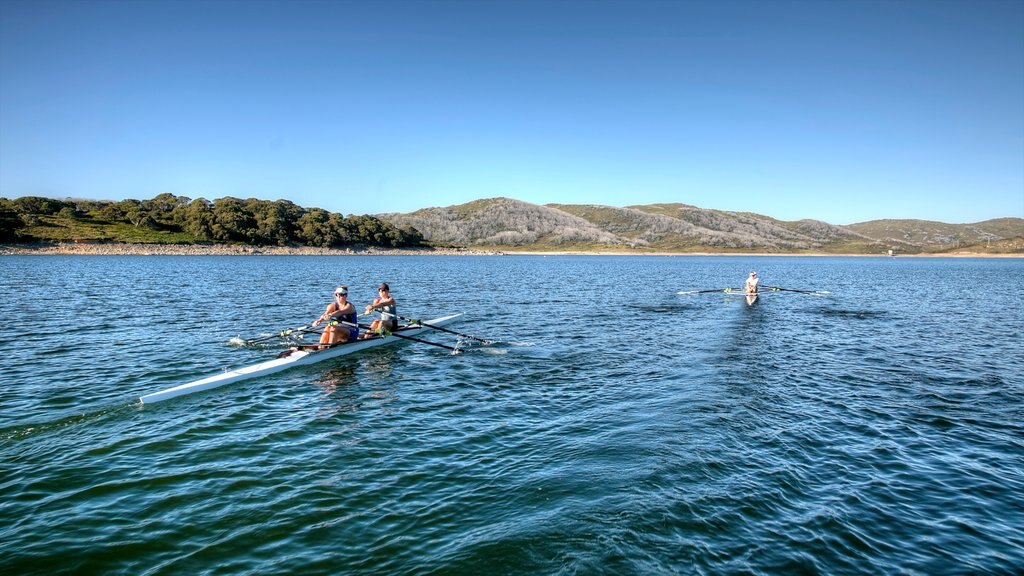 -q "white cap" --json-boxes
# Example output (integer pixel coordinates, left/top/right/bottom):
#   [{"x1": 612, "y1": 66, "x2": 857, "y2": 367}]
[{"x1": 334, "y1": 285, "x2": 348, "y2": 295}]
